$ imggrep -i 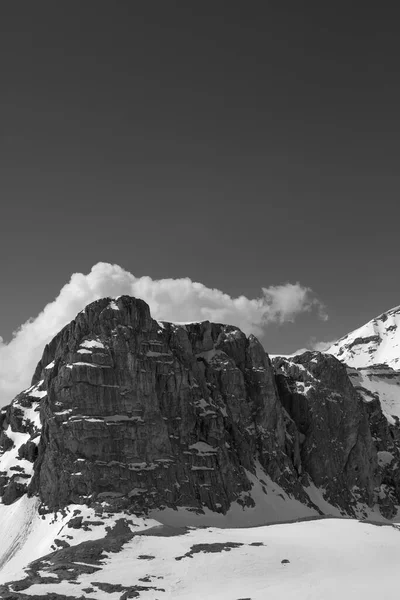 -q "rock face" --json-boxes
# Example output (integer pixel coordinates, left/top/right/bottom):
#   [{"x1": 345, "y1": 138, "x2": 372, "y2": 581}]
[
  {"x1": 0, "y1": 386, "x2": 42, "y2": 504},
  {"x1": 273, "y1": 353, "x2": 380, "y2": 513},
  {"x1": 325, "y1": 304, "x2": 400, "y2": 517},
  {"x1": 26, "y1": 296, "x2": 305, "y2": 513},
  {"x1": 0, "y1": 295, "x2": 399, "y2": 519},
  {"x1": 346, "y1": 366, "x2": 400, "y2": 518}
]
